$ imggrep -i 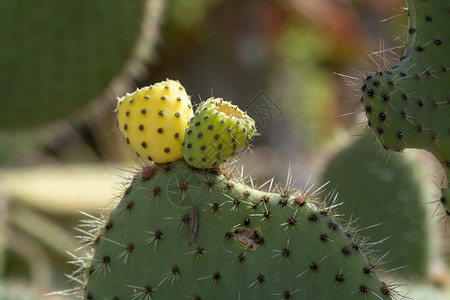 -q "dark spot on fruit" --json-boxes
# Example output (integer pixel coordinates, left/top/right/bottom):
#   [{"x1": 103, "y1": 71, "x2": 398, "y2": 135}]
[
  {"x1": 201, "y1": 145, "x2": 206, "y2": 151},
  {"x1": 204, "y1": 114, "x2": 210, "y2": 119},
  {"x1": 373, "y1": 79, "x2": 380, "y2": 87},
  {"x1": 214, "y1": 134, "x2": 219, "y2": 140},
  {"x1": 139, "y1": 124, "x2": 144, "y2": 130},
  {"x1": 87, "y1": 292, "x2": 93, "y2": 300},
  {"x1": 238, "y1": 253, "x2": 245, "y2": 263},
  {"x1": 225, "y1": 232, "x2": 232, "y2": 239},
  {"x1": 263, "y1": 210, "x2": 271, "y2": 219},
  {"x1": 233, "y1": 198, "x2": 241, "y2": 207},
  {"x1": 124, "y1": 124, "x2": 128, "y2": 130},
  {"x1": 415, "y1": 46, "x2": 424, "y2": 52},
  {"x1": 365, "y1": 106, "x2": 372, "y2": 113},
  {"x1": 435, "y1": 39, "x2": 442, "y2": 46},
  {"x1": 400, "y1": 72, "x2": 406, "y2": 77},
  {"x1": 379, "y1": 112, "x2": 386, "y2": 121},
  {"x1": 426, "y1": 15, "x2": 433, "y2": 22},
  {"x1": 328, "y1": 222, "x2": 338, "y2": 231},
  {"x1": 362, "y1": 84, "x2": 367, "y2": 91},
  {"x1": 397, "y1": 132, "x2": 404, "y2": 139},
  {"x1": 417, "y1": 125, "x2": 423, "y2": 132},
  {"x1": 387, "y1": 79, "x2": 394, "y2": 86},
  {"x1": 164, "y1": 147, "x2": 170, "y2": 153},
  {"x1": 161, "y1": 96, "x2": 166, "y2": 100},
  {"x1": 187, "y1": 129, "x2": 192, "y2": 135},
  {"x1": 310, "y1": 262, "x2": 318, "y2": 271},
  {"x1": 367, "y1": 89, "x2": 374, "y2": 97},
  {"x1": 415, "y1": 74, "x2": 421, "y2": 80},
  {"x1": 383, "y1": 94, "x2": 389, "y2": 102},
  {"x1": 195, "y1": 121, "x2": 200, "y2": 126},
  {"x1": 320, "y1": 233, "x2": 328, "y2": 242},
  {"x1": 175, "y1": 133, "x2": 181, "y2": 139},
  {"x1": 417, "y1": 99, "x2": 424, "y2": 107},
  {"x1": 250, "y1": 202, "x2": 258, "y2": 210},
  {"x1": 351, "y1": 242, "x2": 359, "y2": 250},
  {"x1": 283, "y1": 290, "x2": 291, "y2": 299},
  {"x1": 363, "y1": 266, "x2": 371, "y2": 274},
  {"x1": 142, "y1": 141, "x2": 147, "y2": 148},
  {"x1": 376, "y1": 128, "x2": 383, "y2": 135},
  {"x1": 408, "y1": 28, "x2": 415, "y2": 34},
  {"x1": 402, "y1": 93, "x2": 408, "y2": 100},
  {"x1": 187, "y1": 144, "x2": 192, "y2": 149}
]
